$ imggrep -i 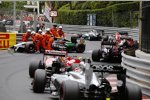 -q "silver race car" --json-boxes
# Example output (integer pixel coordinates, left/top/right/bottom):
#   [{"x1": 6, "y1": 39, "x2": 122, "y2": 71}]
[
  {"x1": 32, "y1": 57, "x2": 141, "y2": 100},
  {"x1": 71, "y1": 29, "x2": 104, "y2": 41},
  {"x1": 9, "y1": 41, "x2": 44, "y2": 53}
]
